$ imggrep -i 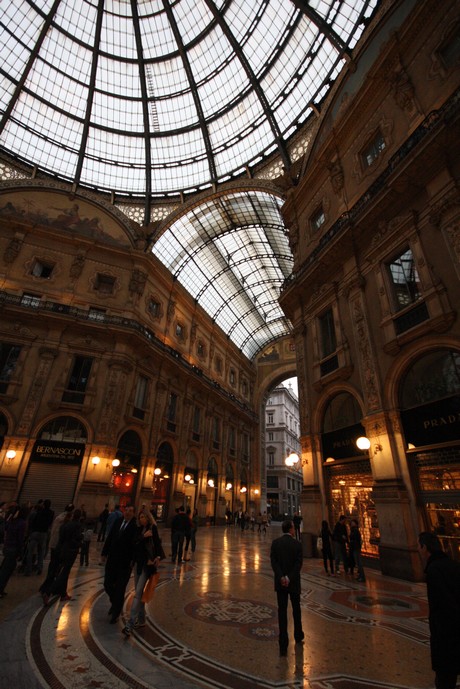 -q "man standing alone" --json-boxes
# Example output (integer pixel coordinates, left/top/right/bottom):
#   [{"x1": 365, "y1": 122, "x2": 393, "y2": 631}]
[
  {"x1": 418, "y1": 531, "x2": 460, "y2": 689},
  {"x1": 270, "y1": 519, "x2": 304, "y2": 656}
]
